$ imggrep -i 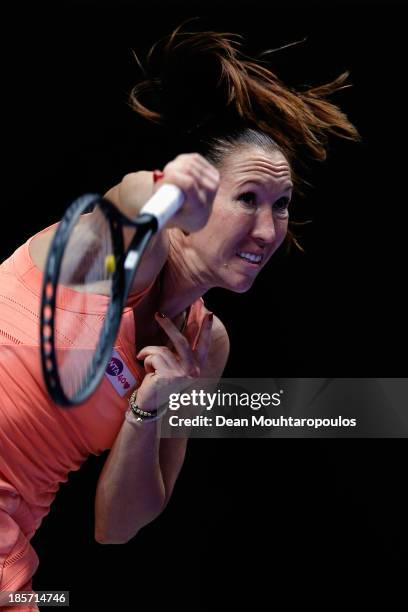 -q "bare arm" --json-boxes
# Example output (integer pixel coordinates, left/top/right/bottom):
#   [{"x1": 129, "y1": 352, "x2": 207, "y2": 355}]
[
  {"x1": 105, "y1": 155, "x2": 218, "y2": 295},
  {"x1": 94, "y1": 315, "x2": 230, "y2": 544},
  {"x1": 94, "y1": 413, "x2": 164, "y2": 544},
  {"x1": 28, "y1": 171, "x2": 169, "y2": 297},
  {"x1": 30, "y1": 152, "x2": 219, "y2": 294},
  {"x1": 104, "y1": 171, "x2": 170, "y2": 296}
]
